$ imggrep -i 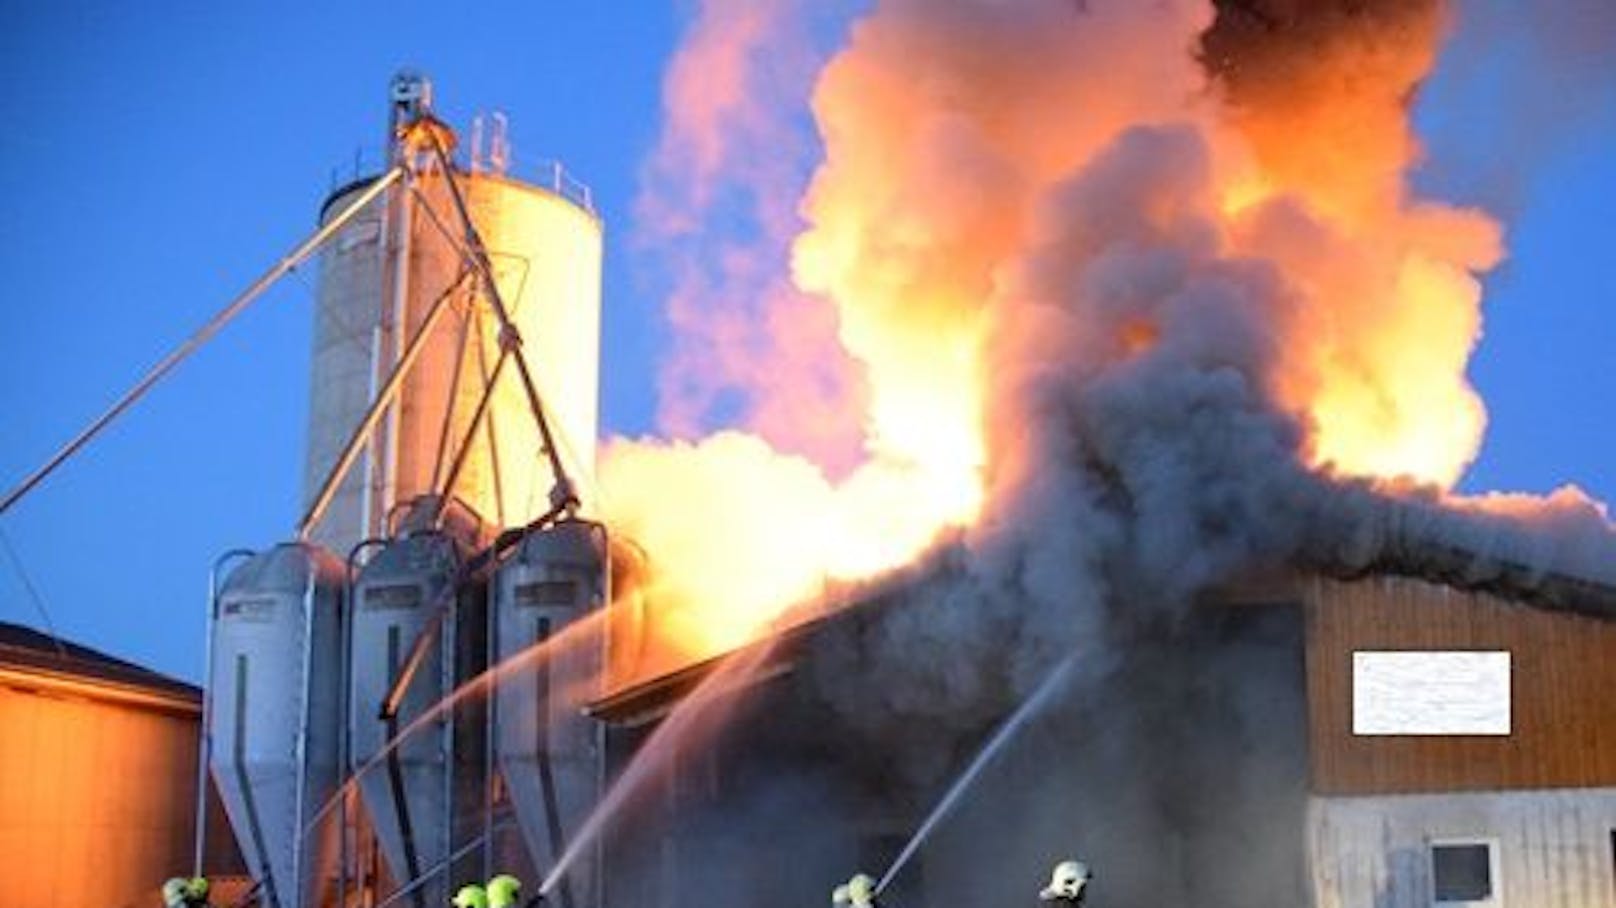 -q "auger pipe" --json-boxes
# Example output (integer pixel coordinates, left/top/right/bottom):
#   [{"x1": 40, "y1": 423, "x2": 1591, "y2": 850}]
[
  {"x1": 374, "y1": 497, "x2": 573, "y2": 725},
  {"x1": 297, "y1": 268, "x2": 474, "y2": 540},
  {"x1": 0, "y1": 166, "x2": 405, "y2": 517},
  {"x1": 420, "y1": 129, "x2": 577, "y2": 513},
  {"x1": 376, "y1": 529, "x2": 464, "y2": 724},
  {"x1": 434, "y1": 346, "x2": 511, "y2": 522},
  {"x1": 299, "y1": 500, "x2": 570, "y2": 848}
]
